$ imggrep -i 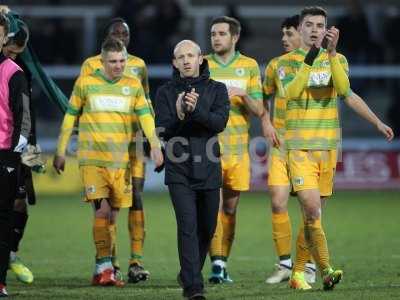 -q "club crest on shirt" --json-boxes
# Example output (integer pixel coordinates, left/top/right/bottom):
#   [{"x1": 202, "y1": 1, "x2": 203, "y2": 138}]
[
  {"x1": 278, "y1": 66, "x2": 285, "y2": 80},
  {"x1": 130, "y1": 67, "x2": 140, "y2": 76},
  {"x1": 235, "y1": 68, "x2": 245, "y2": 77},
  {"x1": 122, "y1": 86, "x2": 131, "y2": 95},
  {"x1": 86, "y1": 185, "x2": 96, "y2": 194}
]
